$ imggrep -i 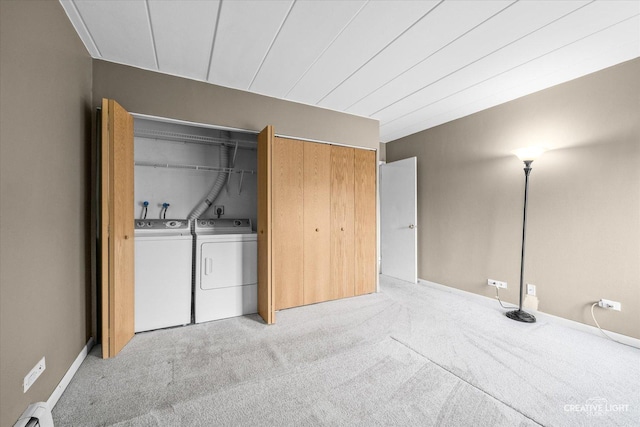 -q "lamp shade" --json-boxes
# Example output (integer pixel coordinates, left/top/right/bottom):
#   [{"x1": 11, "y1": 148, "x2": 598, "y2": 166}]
[{"x1": 512, "y1": 146, "x2": 547, "y2": 162}]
